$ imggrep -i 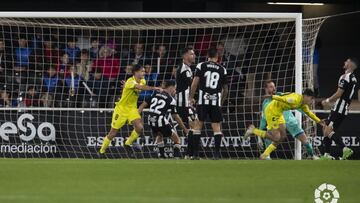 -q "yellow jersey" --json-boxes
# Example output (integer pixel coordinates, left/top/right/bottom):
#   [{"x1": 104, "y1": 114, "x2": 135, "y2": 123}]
[
  {"x1": 268, "y1": 93, "x2": 321, "y2": 123},
  {"x1": 117, "y1": 76, "x2": 146, "y2": 109}
]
